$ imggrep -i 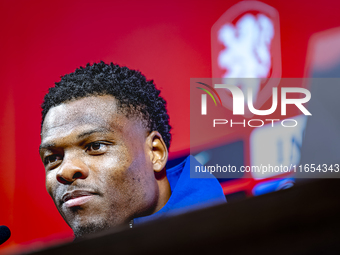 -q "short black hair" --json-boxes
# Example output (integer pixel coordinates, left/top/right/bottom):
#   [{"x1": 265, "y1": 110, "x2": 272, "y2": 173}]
[{"x1": 41, "y1": 61, "x2": 171, "y2": 149}]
